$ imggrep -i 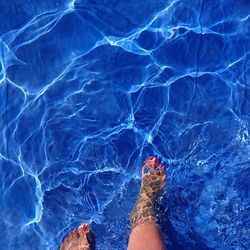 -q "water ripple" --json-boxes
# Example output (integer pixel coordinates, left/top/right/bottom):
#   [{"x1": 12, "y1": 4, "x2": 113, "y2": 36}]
[{"x1": 0, "y1": 0, "x2": 250, "y2": 249}]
